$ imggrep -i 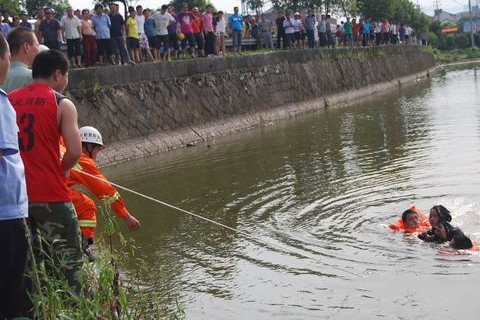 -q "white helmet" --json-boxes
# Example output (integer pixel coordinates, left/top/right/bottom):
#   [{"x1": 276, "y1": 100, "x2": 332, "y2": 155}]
[{"x1": 79, "y1": 126, "x2": 104, "y2": 146}]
